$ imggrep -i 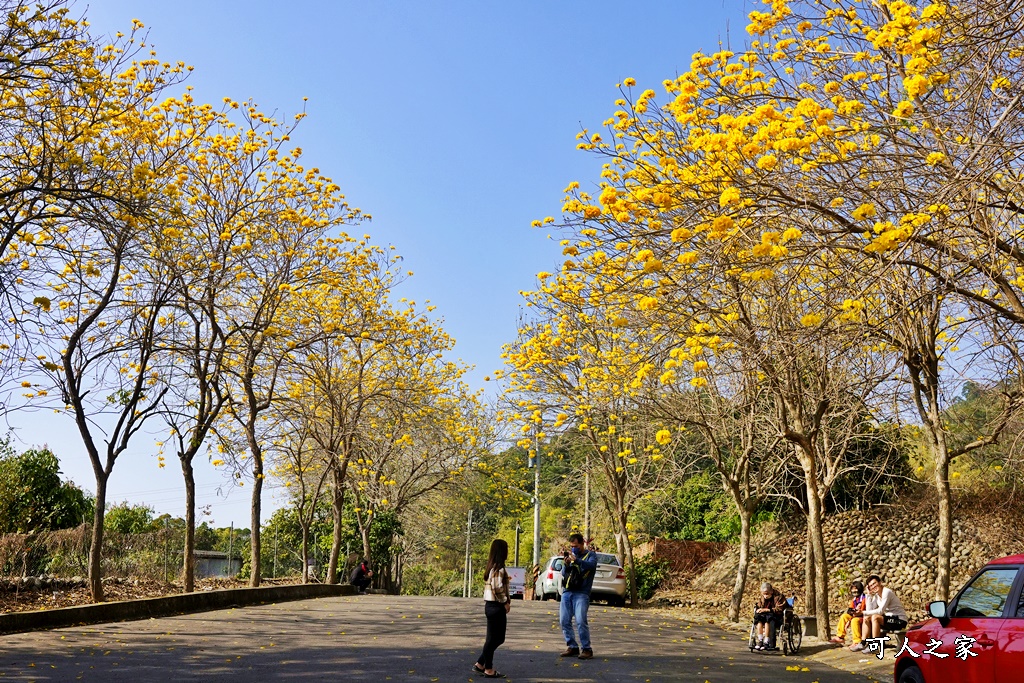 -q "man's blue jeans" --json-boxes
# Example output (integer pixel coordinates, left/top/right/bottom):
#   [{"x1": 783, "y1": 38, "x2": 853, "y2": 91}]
[{"x1": 560, "y1": 590, "x2": 591, "y2": 650}]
